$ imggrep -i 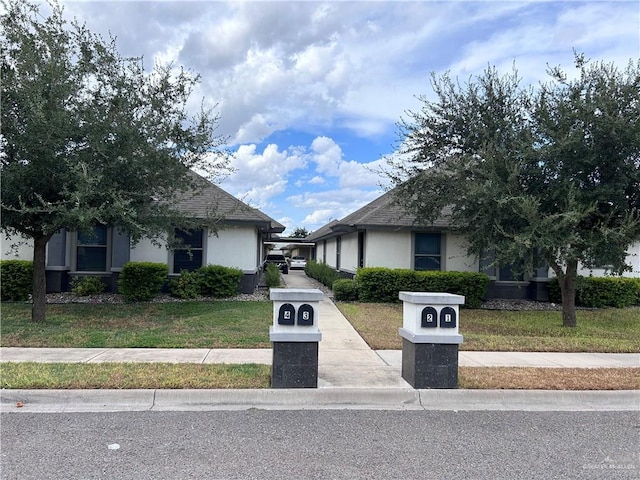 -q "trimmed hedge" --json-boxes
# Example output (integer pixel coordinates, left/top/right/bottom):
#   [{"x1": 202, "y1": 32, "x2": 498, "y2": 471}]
[
  {"x1": 169, "y1": 270, "x2": 201, "y2": 299},
  {"x1": 118, "y1": 262, "x2": 168, "y2": 301},
  {"x1": 356, "y1": 268, "x2": 489, "y2": 308},
  {"x1": 549, "y1": 276, "x2": 640, "y2": 308},
  {"x1": 264, "y1": 263, "x2": 281, "y2": 288},
  {"x1": 305, "y1": 260, "x2": 339, "y2": 289},
  {"x1": 71, "y1": 276, "x2": 106, "y2": 296},
  {"x1": 0, "y1": 260, "x2": 33, "y2": 301},
  {"x1": 333, "y1": 278, "x2": 358, "y2": 301},
  {"x1": 198, "y1": 265, "x2": 243, "y2": 297},
  {"x1": 169, "y1": 265, "x2": 244, "y2": 299}
]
